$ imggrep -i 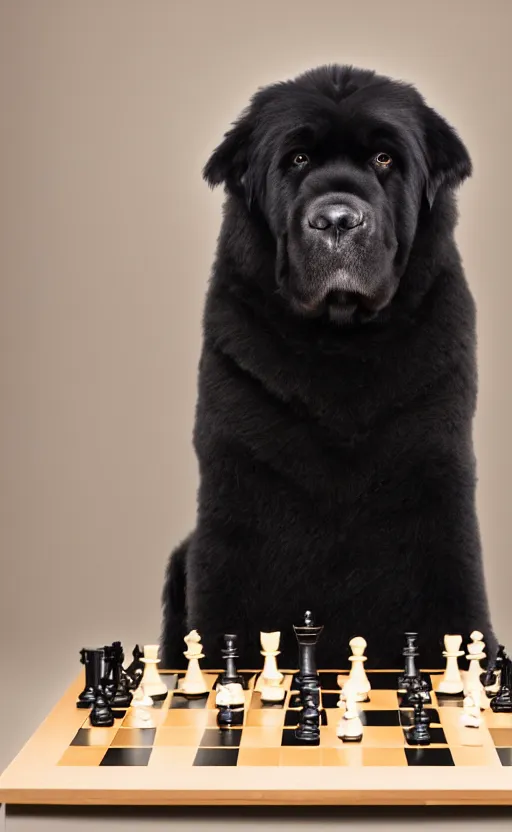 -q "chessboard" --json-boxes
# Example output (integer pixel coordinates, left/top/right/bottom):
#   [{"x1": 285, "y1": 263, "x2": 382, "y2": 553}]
[{"x1": 2, "y1": 668, "x2": 512, "y2": 806}]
